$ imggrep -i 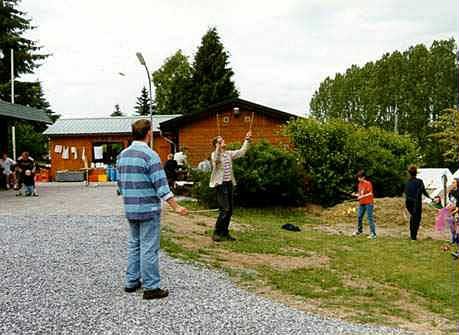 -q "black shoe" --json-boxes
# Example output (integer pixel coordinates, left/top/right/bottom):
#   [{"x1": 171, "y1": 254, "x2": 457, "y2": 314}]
[
  {"x1": 124, "y1": 282, "x2": 142, "y2": 293},
  {"x1": 225, "y1": 234, "x2": 236, "y2": 241},
  {"x1": 143, "y1": 288, "x2": 169, "y2": 300}
]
